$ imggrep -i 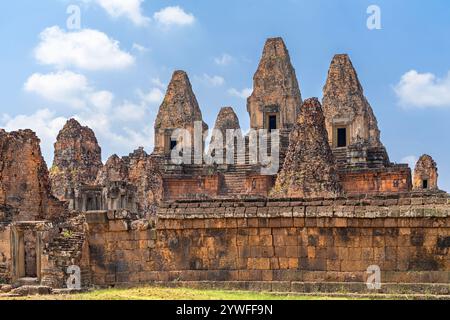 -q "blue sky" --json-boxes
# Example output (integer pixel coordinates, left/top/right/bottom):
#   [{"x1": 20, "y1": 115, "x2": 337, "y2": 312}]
[{"x1": 1, "y1": 0, "x2": 450, "y2": 191}]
